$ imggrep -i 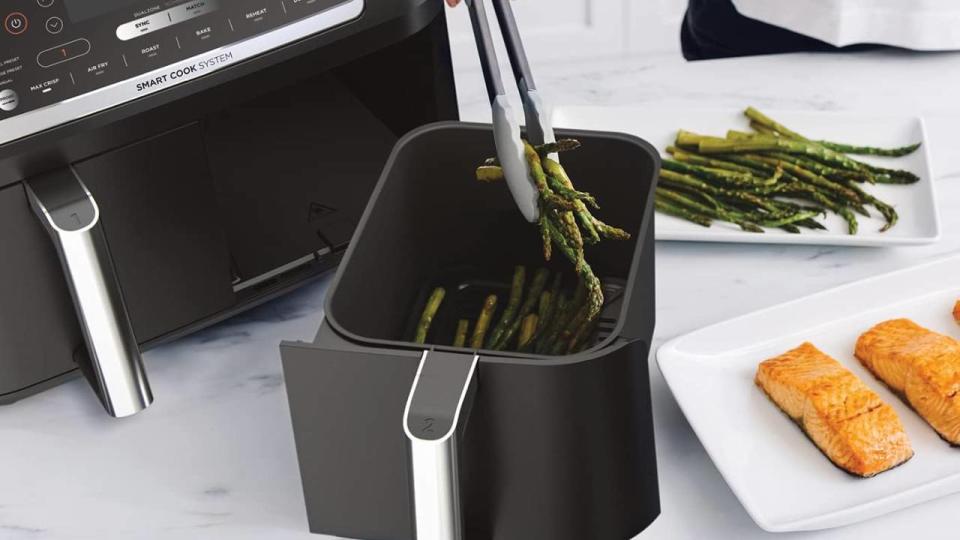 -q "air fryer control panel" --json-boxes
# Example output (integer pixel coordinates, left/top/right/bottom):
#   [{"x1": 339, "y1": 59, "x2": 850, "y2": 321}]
[{"x1": 0, "y1": 0, "x2": 364, "y2": 145}]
